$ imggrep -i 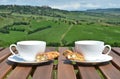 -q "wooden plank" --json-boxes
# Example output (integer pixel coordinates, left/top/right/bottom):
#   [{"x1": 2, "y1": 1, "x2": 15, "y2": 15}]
[
  {"x1": 33, "y1": 62, "x2": 53, "y2": 79},
  {"x1": 109, "y1": 50, "x2": 120, "y2": 69},
  {"x1": 101, "y1": 47, "x2": 120, "y2": 69},
  {"x1": 112, "y1": 47, "x2": 120, "y2": 55},
  {"x1": 98, "y1": 63, "x2": 120, "y2": 79},
  {"x1": 0, "y1": 59, "x2": 14, "y2": 79},
  {"x1": 58, "y1": 47, "x2": 76, "y2": 79},
  {"x1": 0, "y1": 48, "x2": 15, "y2": 62},
  {"x1": 0, "y1": 47, "x2": 4, "y2": 51},
  {"x1": 97, "y1": 48, "x2": 120, "y2": 79},
  {"x1": 77, "y1": 66, "x2": 101, "y2": 79},
  {"x1": 103, "y1": 47, "x2": 120, "y2": 69},
  {"x1": 7, "y1": 66, "x2": 32, "y2": 79},
  {"x1": 0, "y1": 47, "x2": 119, "y2": 79},
  {"x1": 72, "y1": 47, "x2": 101, "y2": 79},
  {"x1": 7, "y1": 46, "x2": 37, "y2": 79},
  {"x1": 33, "y1": 47, "x2": 56, "y2": 79}
]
